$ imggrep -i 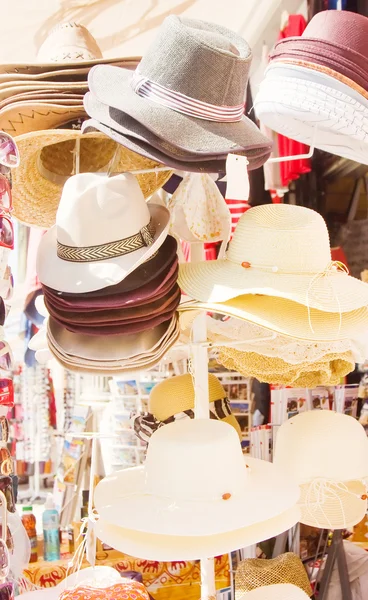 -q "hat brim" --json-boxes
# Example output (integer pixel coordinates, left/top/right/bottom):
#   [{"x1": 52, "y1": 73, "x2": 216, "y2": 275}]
[
  {"x1": 37, "y1": 203, "x2": 170, "y2": 293},
  {"x1": 95, "y1": 506, "x2": 300, "y2": 561},
  {"x1": 0, "y1": 57, "x2": 140, "y2": 75},
  {"x1": 178, "y1": 296, "x2": 368, "y2": 341},
  {"x1": 94, "y1": 456, "x2": 300, "y2": 536},
  {"x1": 178, "y1": 259, "x2": 368, "y2": 313},
  {"x1": 238, "y1": 585, "x2": 310, "y2": 600},
  {"x1": 88, "y1": 65, "x2": 272, "y2": 157},
  {"x1": 299, "y1": 480, "x2": 368, "y2": 529},
  {"x1": 255, "y1": 62, "x2": 368, "y2": 165}
]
